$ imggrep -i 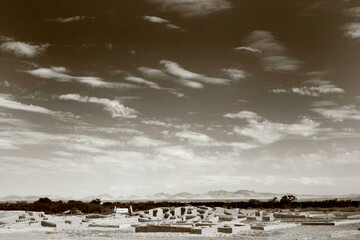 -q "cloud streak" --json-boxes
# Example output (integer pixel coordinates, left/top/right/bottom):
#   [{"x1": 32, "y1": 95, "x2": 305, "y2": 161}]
[
  {"x1": 128, "y1": 136, "x2": 167, "y2": 147},
  {"x1": 160, "y1": 60, "x2": 230, "y2": 86},
  {"x1": 124, "y1": 76, "x2": 160, "y2": 88},
  {"x1": 26, "y1": 67, "x2": 136, "y2": 89},
  {"x1": 143, "y1": 16, "x2": 181, "y2": 30},
  {"x1": 175, "y1": 130, "x2": 214, "y2": 145},
  {"x1": 0, "y1": 94, "x2": 74, "y2": 120},
  {"x1": 1, "y1": 41, "x2": 49, "y2": 57},
  {"x1": 225, "y1": 111, "x2": 320, "y2": 145},
  {"x1": 344, "y1": 22, "x2": 360, "y2": 39},
  {"x1": 124, "y1": 75, "x2": 184, "y2": 97},
  {"x1": 224, "y1": 111, "x2": 260, "y2": 120},
  {"x1": 46, "y1": 16, "x2": 95, "y2": 23},
  {"x1": 222, "y1": 69, "x2": 247, "y2": 81},
  {"x1": 234, "y1": 46, "x2": 262, "y2": 53},
  {"x1": 244, "y1": 30, "x2": 301, "y2": 72},
  {"x1": 312, "y1": 105, "x2": 360, "y2": 122},
  {"x1": 291, "y1": 85, "x2": 344, "y2": 96},
  {"x1": 139, "y1": 65, "x2": 204, "y2": 89},
  {"x1": 148, "y1": 0, "x2": 231, "y2": 17},
  {"x1": 271, "y1": 84, "x2": 345, "y2": 97},
  {"x1": 157, "y1": 145, "x2": 194, "y2": 159},
  {"x1": 58, "y1": 94, "x2": 138, "y2": 118}
]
